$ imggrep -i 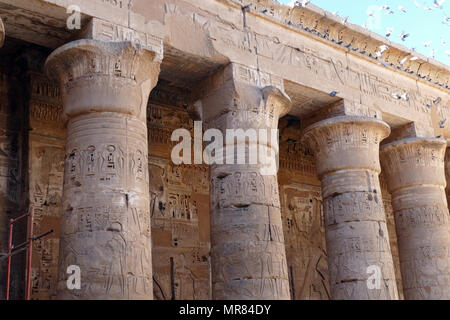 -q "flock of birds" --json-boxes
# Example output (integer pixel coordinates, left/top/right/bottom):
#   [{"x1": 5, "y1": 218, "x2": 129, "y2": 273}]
[
  {"x1": 286, "y1": 0, "x2": 447, "y2": 129},
  {"x1": 288, "y1": 0, "x2": 450, "y2": 59}
]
